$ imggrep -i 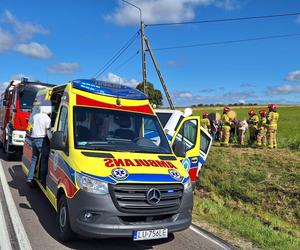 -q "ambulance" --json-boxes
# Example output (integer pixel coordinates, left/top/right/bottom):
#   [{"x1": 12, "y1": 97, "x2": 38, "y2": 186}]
[
  {"x1": 22, "y1": 79, "x2": 194, "y2": 241},
  {"x1": 155, "y1": 109, "x2": 213, "y2": 188}
]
